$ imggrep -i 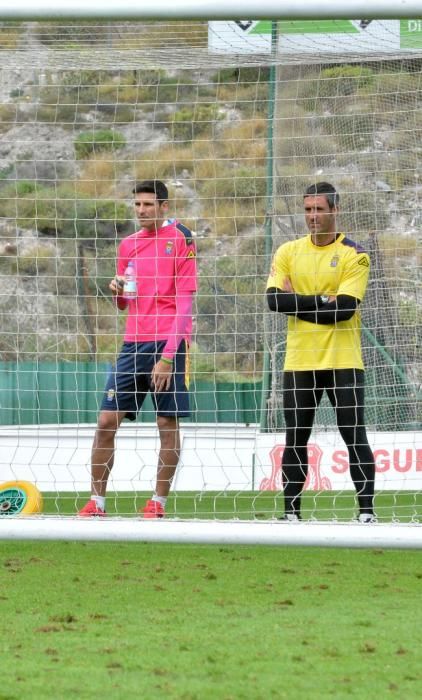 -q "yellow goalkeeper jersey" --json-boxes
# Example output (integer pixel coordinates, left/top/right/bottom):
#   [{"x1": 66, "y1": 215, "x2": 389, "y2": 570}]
[{"x1": 266, "y1": 233, "x2": 370, "y2": 371}]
